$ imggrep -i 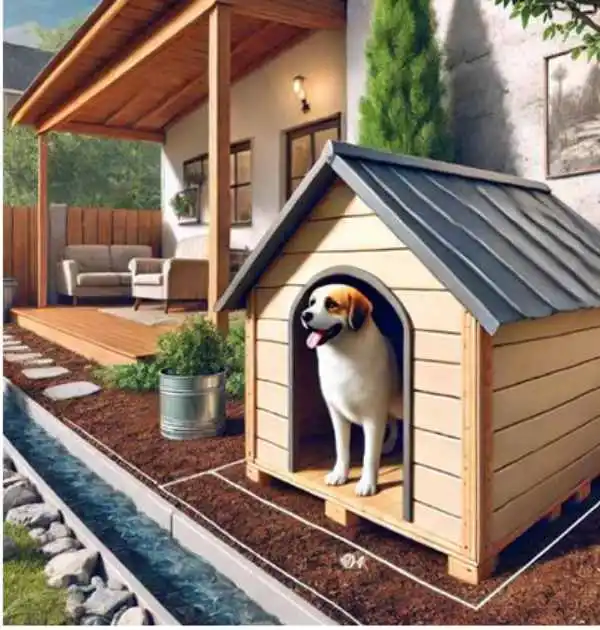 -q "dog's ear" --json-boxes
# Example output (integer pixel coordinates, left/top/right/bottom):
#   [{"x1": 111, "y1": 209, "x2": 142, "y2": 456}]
[{"x1": 348, "y1": 289, "x2": 372, "y2": 331}]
